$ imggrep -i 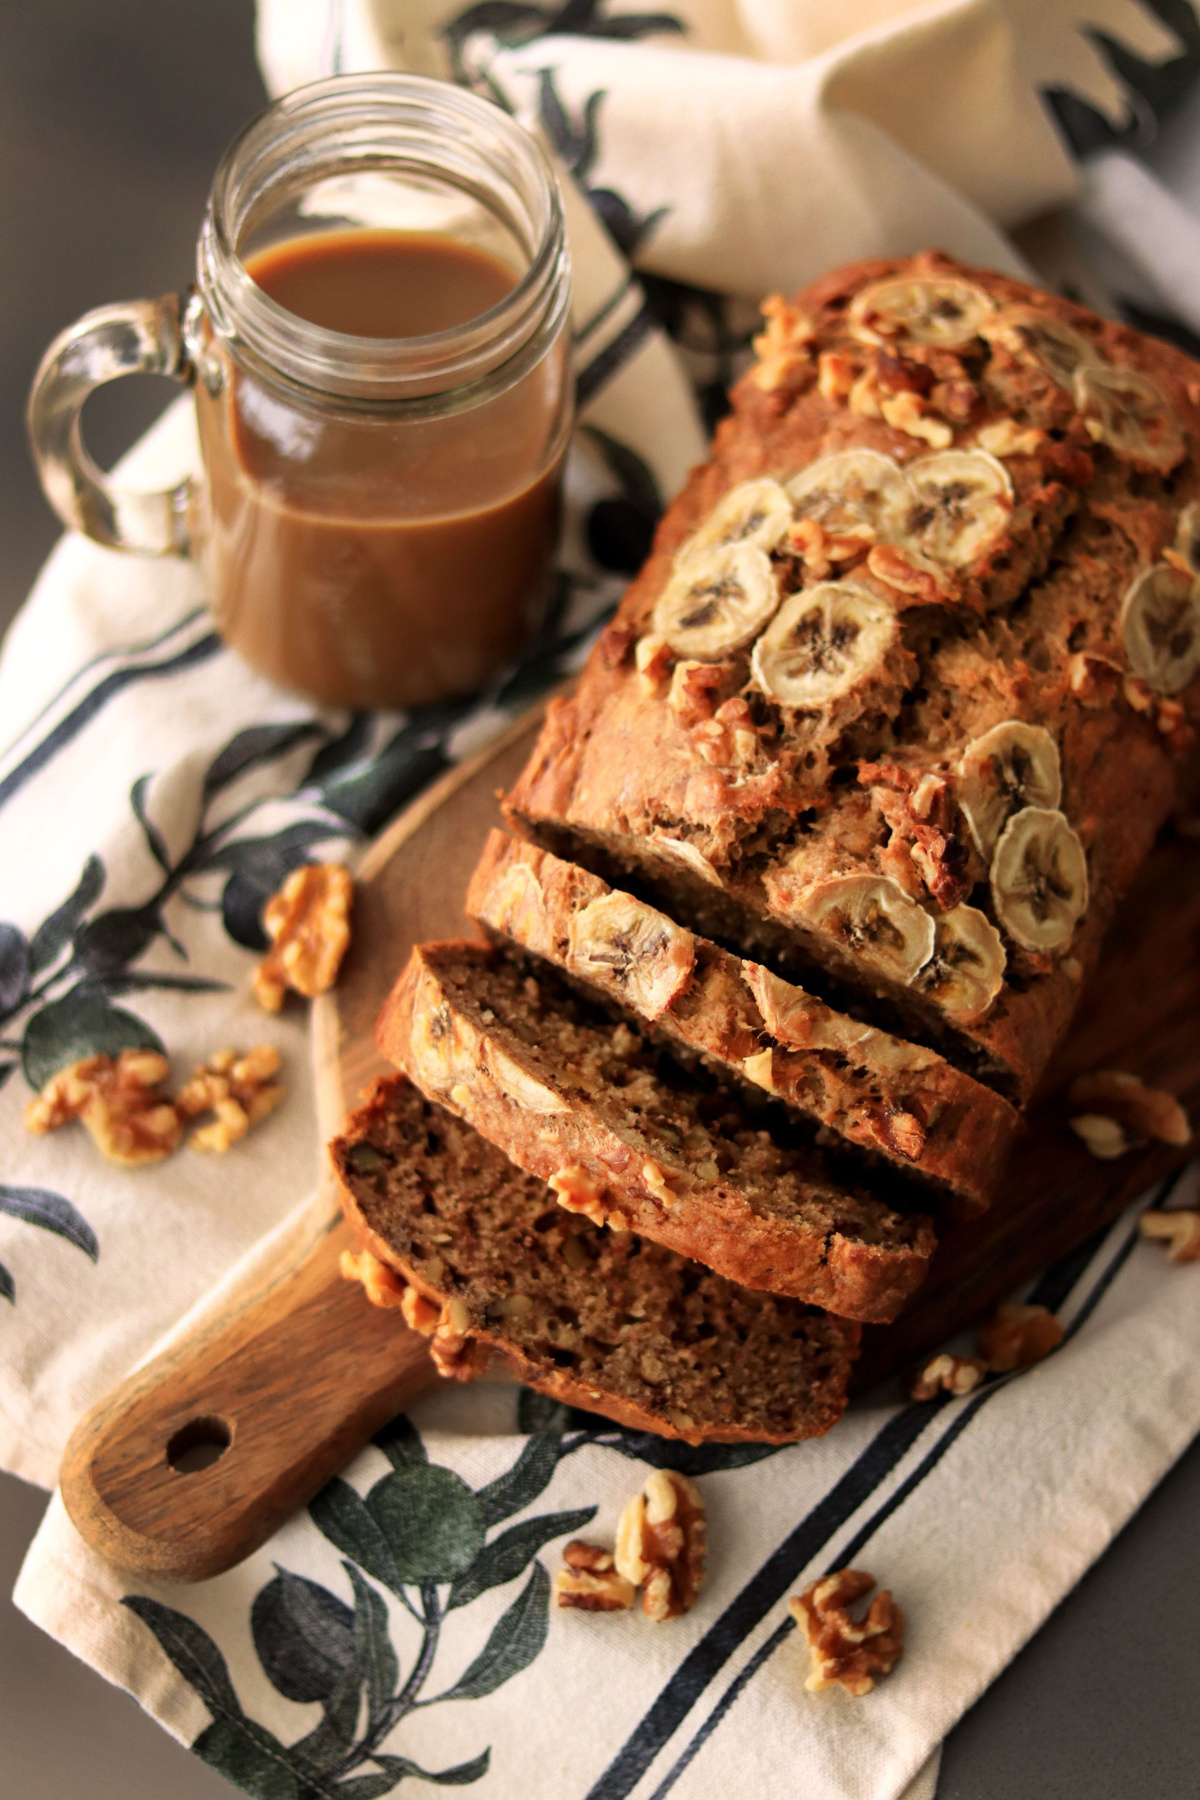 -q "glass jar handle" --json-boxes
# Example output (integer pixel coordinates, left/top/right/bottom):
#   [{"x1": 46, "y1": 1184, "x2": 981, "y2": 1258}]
[{"x1": 27, "y1": 291, "x2": 196, "y2": 556}]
